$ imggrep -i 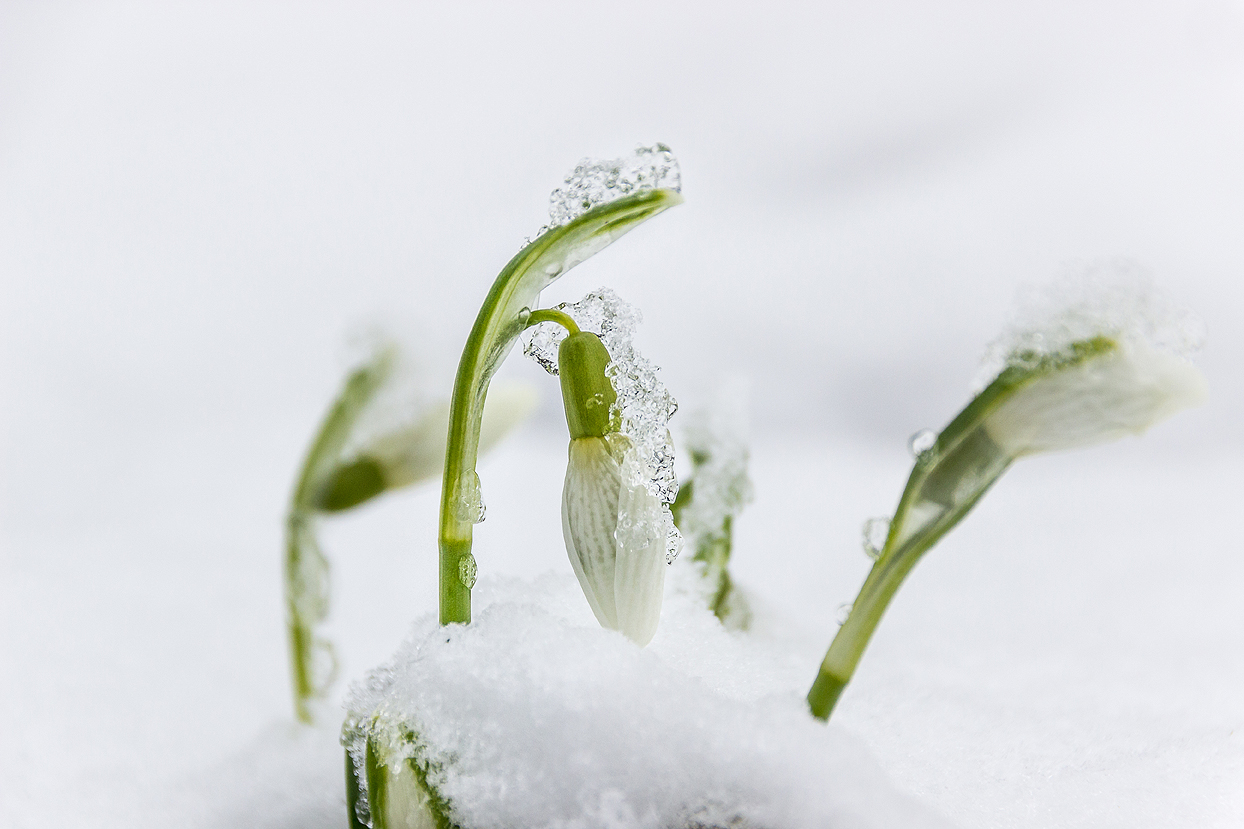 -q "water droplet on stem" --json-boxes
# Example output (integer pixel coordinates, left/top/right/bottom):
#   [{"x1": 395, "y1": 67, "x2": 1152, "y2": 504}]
[
  {"x1": 861, "y1": 517, "x2": 890, "y2": 559},
  {"x1": 458, "y1": 553, "x2": 477, "y2": 588},
  {"x1": 908, "y1": 429, "x2": 937, "y2": 458}
]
